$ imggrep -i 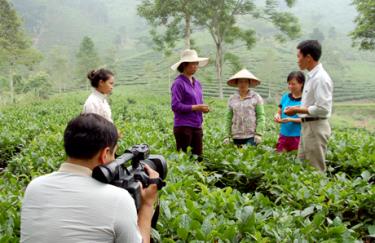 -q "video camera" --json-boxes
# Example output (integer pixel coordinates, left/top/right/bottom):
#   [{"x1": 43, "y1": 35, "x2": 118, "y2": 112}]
[{"x1": 92, "y1": 144, "x2": 167, "y2": 209}]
